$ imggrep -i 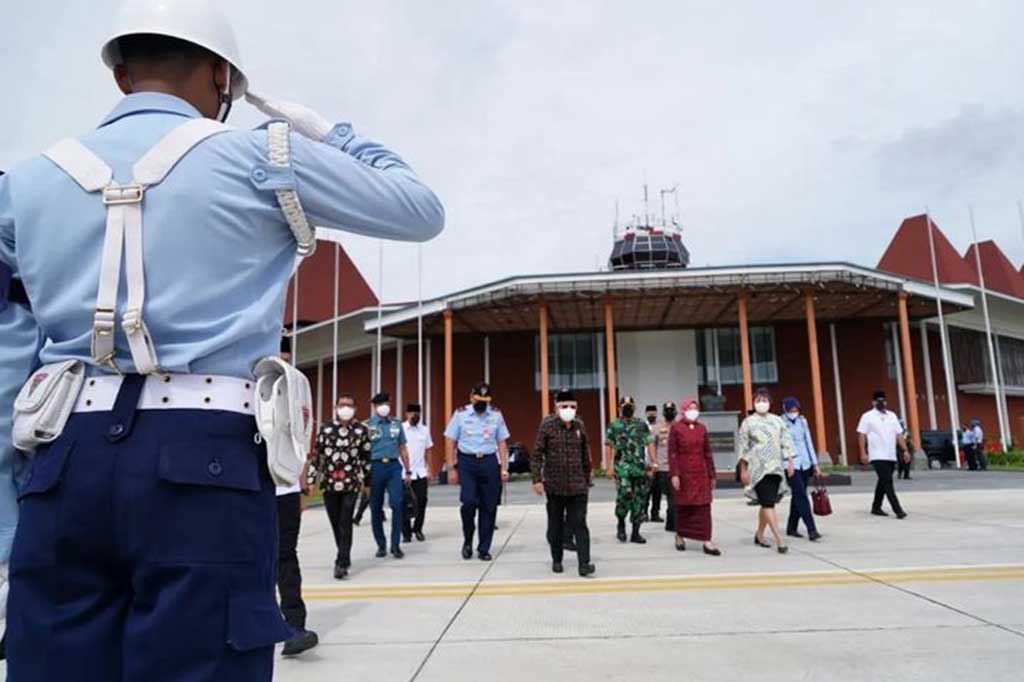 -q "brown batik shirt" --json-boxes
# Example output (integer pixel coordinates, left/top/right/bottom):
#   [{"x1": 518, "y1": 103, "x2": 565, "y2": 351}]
[{"x1": 532, "y1": 415, "x2": 592, "y2": 496}]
